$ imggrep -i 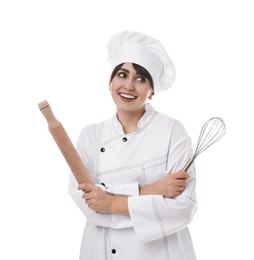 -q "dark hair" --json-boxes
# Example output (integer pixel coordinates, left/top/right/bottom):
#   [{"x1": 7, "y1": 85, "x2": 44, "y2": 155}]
[{"x1": 109, "y1": 63, "x2": 154, "y2": 89}]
